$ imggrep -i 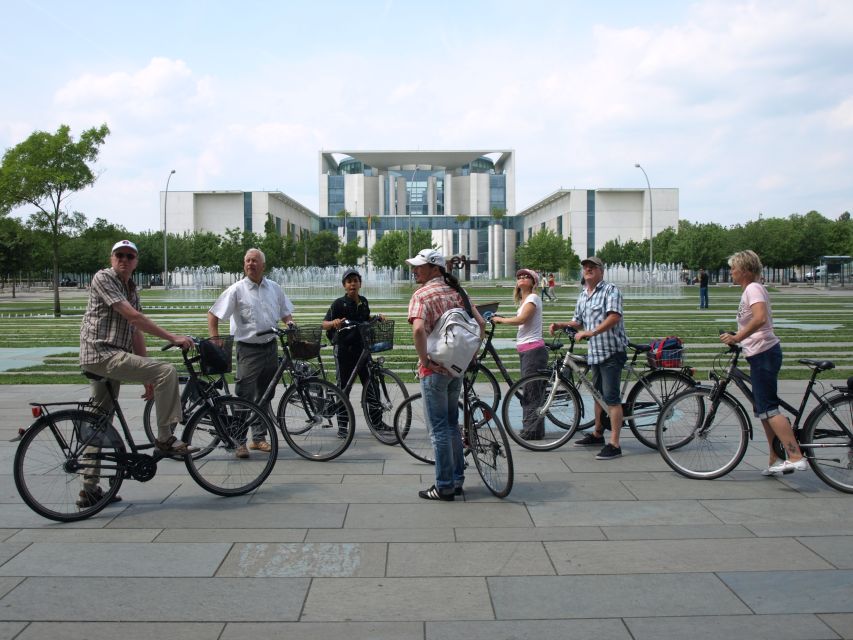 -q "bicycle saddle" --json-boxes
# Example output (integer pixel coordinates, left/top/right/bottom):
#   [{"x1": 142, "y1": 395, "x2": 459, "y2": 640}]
[
  {"x1": 629, "y1": 342, "x2": 652, "y2": 353},
  {"x1": 82, "y1": 371, "x2": 105, "y2": 382},
  {"x1": 797, "y1": 358, "x2": 835, "y2": 372}
]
